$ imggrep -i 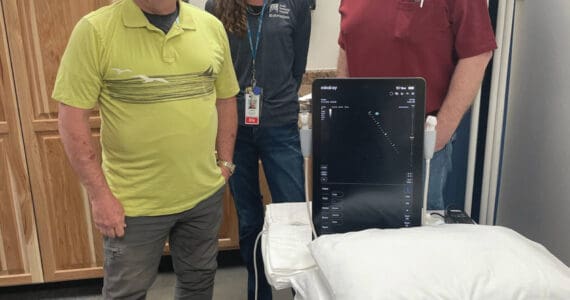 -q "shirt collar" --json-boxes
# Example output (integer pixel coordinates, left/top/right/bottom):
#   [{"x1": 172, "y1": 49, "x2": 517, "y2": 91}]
[{"x1": 122, "y1": 0, "x2": 196, "y2": 30}]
